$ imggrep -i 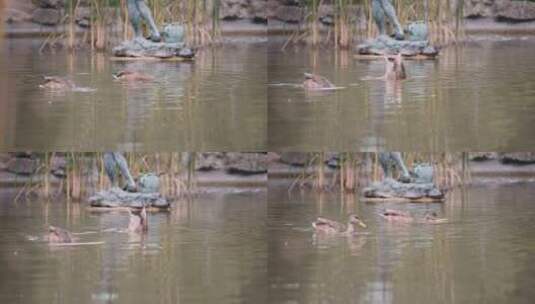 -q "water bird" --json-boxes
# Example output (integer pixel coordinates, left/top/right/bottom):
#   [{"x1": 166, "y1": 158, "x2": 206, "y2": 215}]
[
  {"x1": 312, "y1": 214, "x2": 367, "y2": 235},
  {"x1": 379, "y1": 209, "x2": 448, "y2": 224},
  {"x1": 303, "y1": 73, "x2": 335, "y2": 90},
  {"x1": 112, "y1": 70, "x2": 155, "y2": 82},
  {"x1": 47, "y1": 225, "x2": 74, "y2": 243},
  {"x1": 383, "y1": 53, "x2": 407, "y2": 81},
  {"x1": 39, "y1": 76, "x2": 76, "y2": 90},
  {"x1": 128, "y1": 206, "x2": 148, "y2": 233}
]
